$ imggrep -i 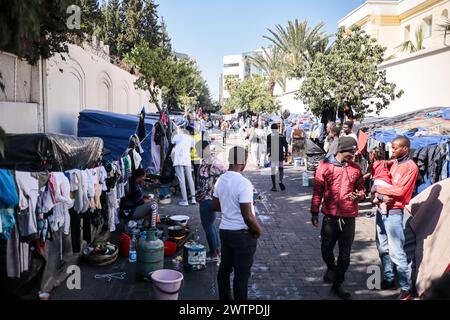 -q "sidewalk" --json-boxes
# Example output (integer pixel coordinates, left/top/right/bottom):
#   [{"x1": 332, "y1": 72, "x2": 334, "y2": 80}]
[{"x1": 50, "y1": 132, "x2": 398, "y2": 300}]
